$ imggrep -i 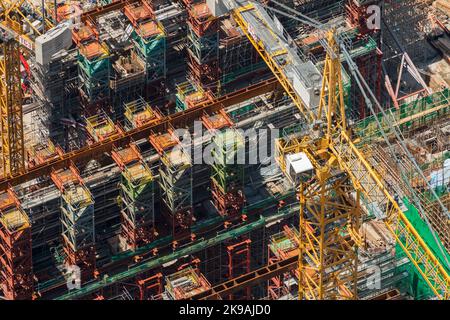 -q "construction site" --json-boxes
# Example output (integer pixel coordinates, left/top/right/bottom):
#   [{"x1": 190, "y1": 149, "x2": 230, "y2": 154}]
[{"x1": 0, "y1": 0, "x2": 448, "y2": 301}]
